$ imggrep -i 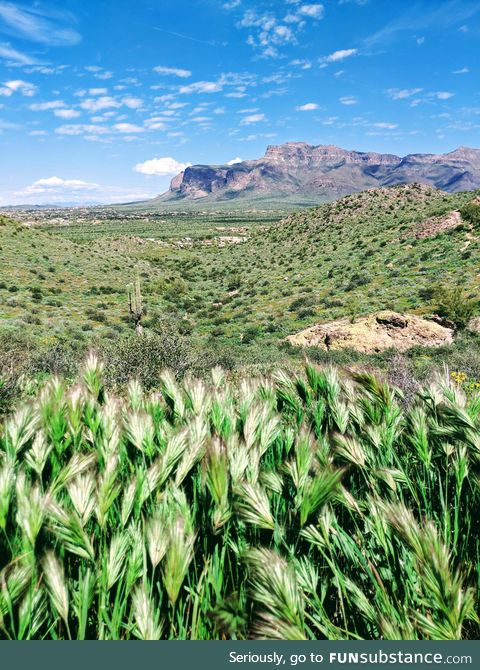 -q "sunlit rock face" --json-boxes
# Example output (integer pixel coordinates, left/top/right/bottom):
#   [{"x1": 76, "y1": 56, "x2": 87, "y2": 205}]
[{"x1": 162, "y1": 142, "x2": 480, "y2": 205}]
